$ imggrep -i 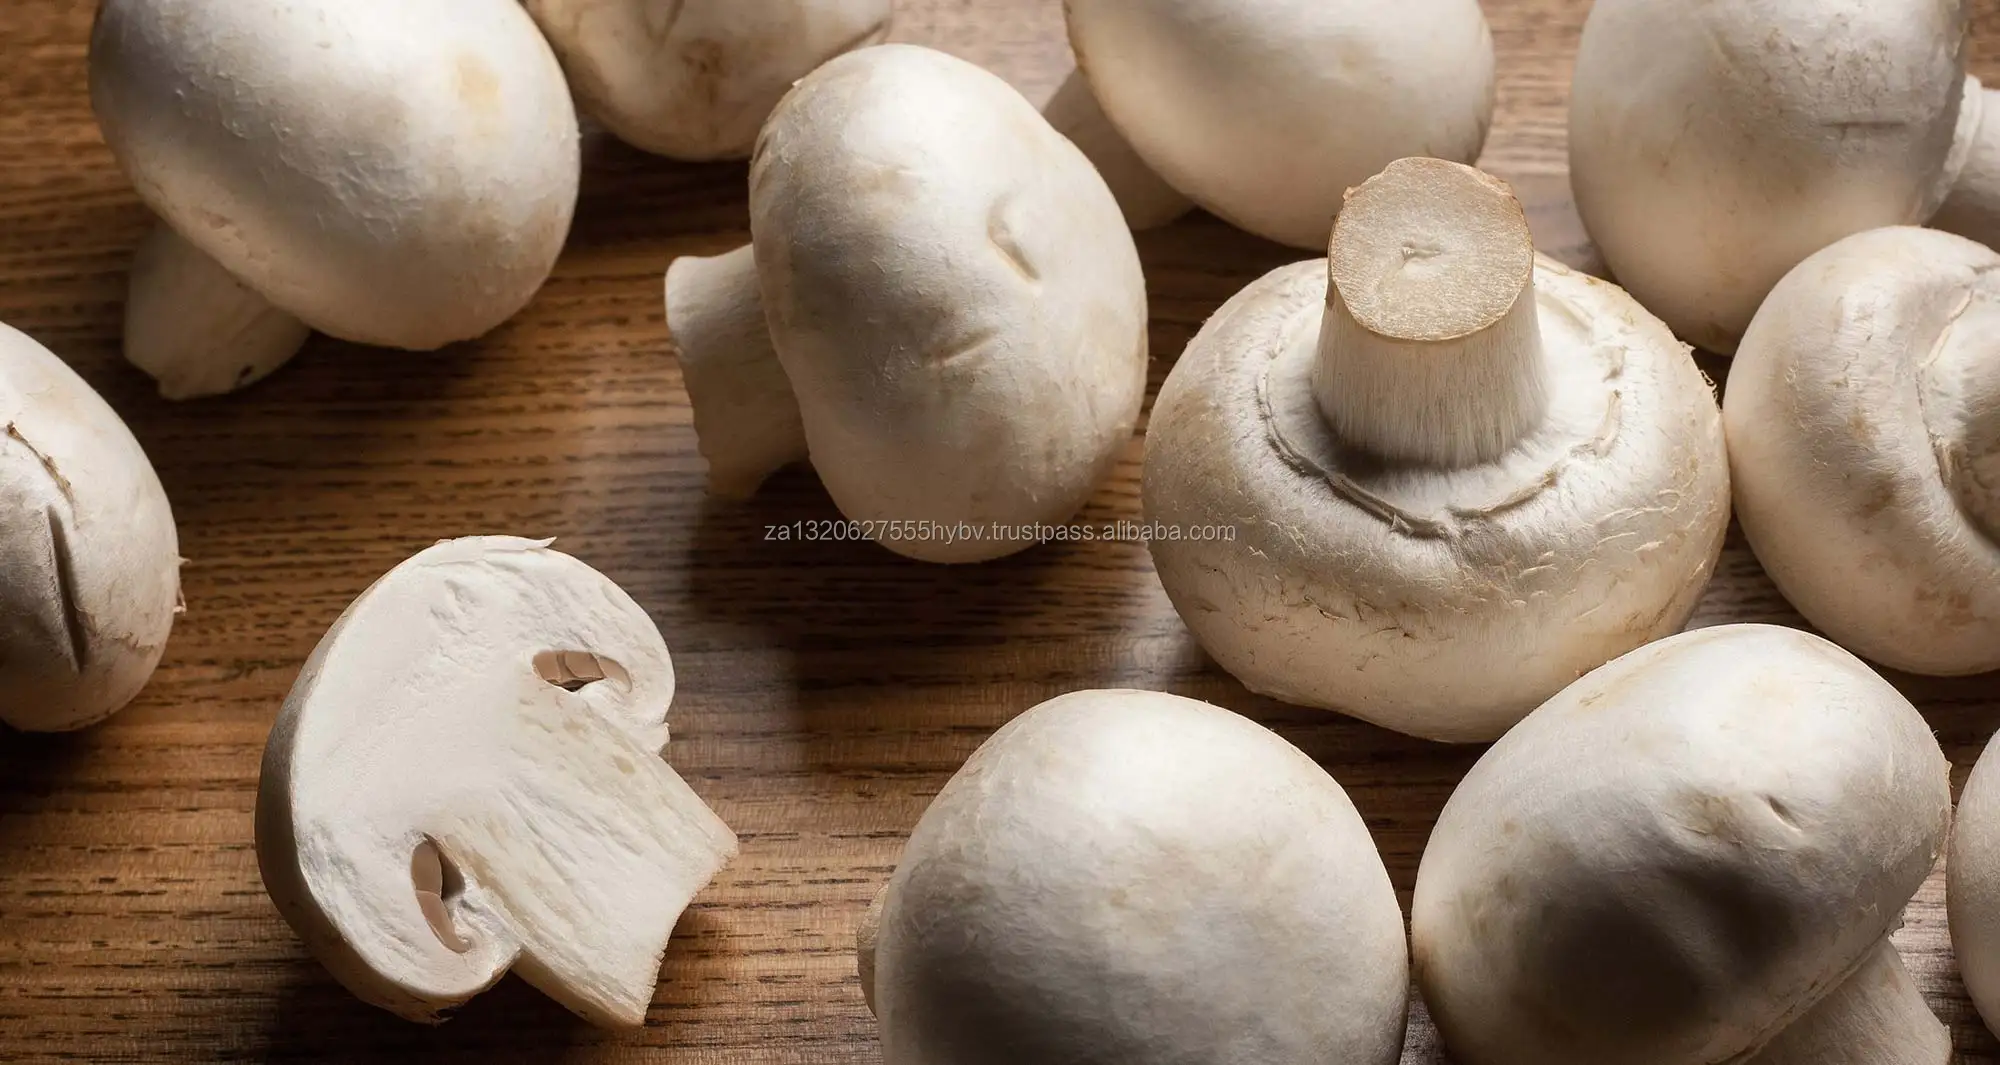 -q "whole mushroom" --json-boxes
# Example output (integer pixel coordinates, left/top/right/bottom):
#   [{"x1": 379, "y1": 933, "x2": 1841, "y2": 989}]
[
  {"x1": 1412, "y1": 624, "x2": 1952, "y2": 1065},
  {"x1": 1042, "y1": 68, "x2": 1192, "y2": 231},
  {"x1": 860, "y1": 689, "x2": 1409, "y2": 1065},
  {"x1": 1144, "y1": 157, "x2": 1729, "y2": 743},
  {"x1": 256, "y1": 536, "x2": 737, "y2": 1026},
  {"x1": 0, "y1": 323, "x2": 179, "y2": 732},
  {"x1": 521, "y1": 0, "x2": 892, "y2": 161},
  {"x1": 1935, "y1": 75, "x2": 2000, "y2": 249},
  {"x1": 1568, "y1": 0, "x2": 2000, "y2": 354},
  {"x1": 1725, "y1": 226, "x2": 2000, "y2": 676},
  {"x1": 1065, "y1": 0, "x2": 1496, "y2": 249},
  {"x1": 1950, "y1": 731, "x2": 2000, "y2": 1042},
  {"x1": 90, "y1": 0, "x2": 582, "y2": 398},
  {"x1": 664, "y1": 45, "x2": 1149, "y2": 563}
]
